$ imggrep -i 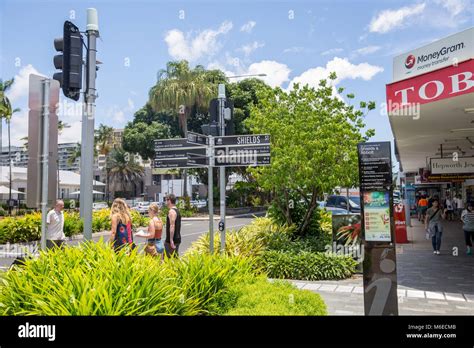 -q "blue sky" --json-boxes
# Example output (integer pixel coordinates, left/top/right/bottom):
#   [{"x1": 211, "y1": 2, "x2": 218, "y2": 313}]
[{"x1": 1, "y1": 0, "x2": 473, "y2": 149}]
